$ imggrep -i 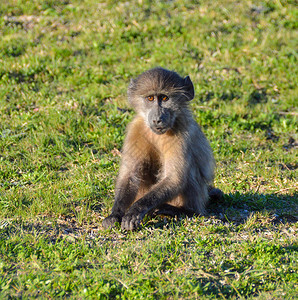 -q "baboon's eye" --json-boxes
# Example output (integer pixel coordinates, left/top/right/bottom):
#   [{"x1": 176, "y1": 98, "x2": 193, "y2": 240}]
[
  {"x1": 147, "y1": 95, "x2": 154, "y2": 101},
  {"x1": 161, "y1": 95, "x2": 169, "y2": 101}
]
